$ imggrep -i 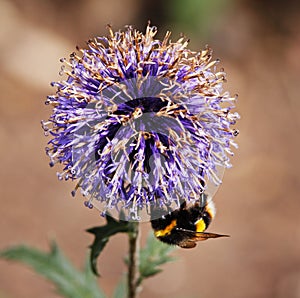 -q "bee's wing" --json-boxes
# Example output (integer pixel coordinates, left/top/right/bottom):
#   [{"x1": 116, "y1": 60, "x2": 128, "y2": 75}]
[
  {"x1": 176, "y1": 228, "x2": 229, "y2": 249},
  {"x1": 193, "y1": 231, "x2": 230, "y2": 240}
]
